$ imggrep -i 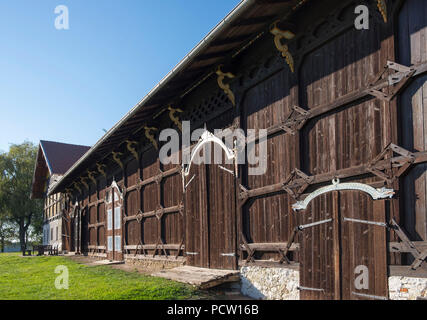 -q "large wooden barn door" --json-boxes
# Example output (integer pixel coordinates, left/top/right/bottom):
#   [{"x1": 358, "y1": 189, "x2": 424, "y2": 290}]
[
  {"x1": 106, "y1": 183, "x2": 124, "y2": 261},
  {"x1": 207, "y1": 155, "x2": 237, "y2": 270},
  {"x1": 299, "y1": 189, "x2": 388, "y2": 300},
  {"x1": 184, "y1": 134, "x2": 237, "y2": 270},
  {"x1": 185, "y1": 163, "x2": 209, "y2": 268},
  {"x1": 339, "y1": 192, "x2": 388, "y2": 300},
  {"x1": 299, "y1": 193, "x2": 337, "y2": 300}
]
